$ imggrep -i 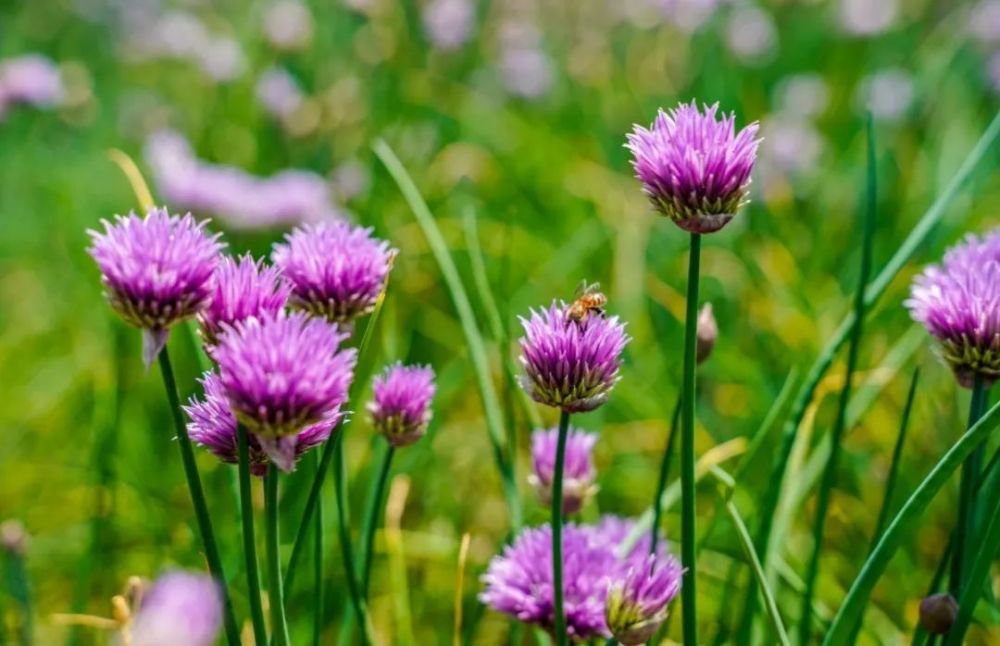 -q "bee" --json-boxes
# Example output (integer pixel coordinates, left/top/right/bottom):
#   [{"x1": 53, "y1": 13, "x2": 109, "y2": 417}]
[{"x1": 566, "y1": 280, "x2": 607, "y2": 325}]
